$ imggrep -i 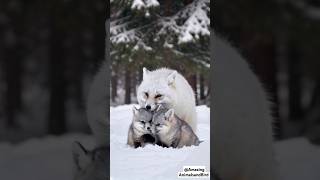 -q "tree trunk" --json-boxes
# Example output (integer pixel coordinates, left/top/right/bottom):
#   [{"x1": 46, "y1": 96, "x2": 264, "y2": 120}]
[
  {"x1": 288, "y1": 43, "x2": 303, "y2": 122},
  {"x1": 71, "y1": 20, "x2": 85, "y2": 109},
  {"x1": 93, "y1": 3, "x2": 106, "y2": 66},
  {"x1": 133, "y1": 71, "x2": 139, "y2": 97},
  {"x1": 138, "y1": 68, "x2": 143, "y2": 82},
  {"x1": 48, "y1": 6, "x2": 67, "y2": 135},
  {"x1": 73, "y1": 56, "x2": 85, "y2": 109},
  {"x1": 2, "y1": 1, "x2": 25, "y2": 128},
  {"x1": 111, "y1": 66, "x2": 118, "y2": 102},
  {"x1": 309, "y1": 82, "x2": 320, "y2": 110},
  {"x1": 164, "y1": 0, "x2": 172, "y2": 15},
  {"x1": 48, "y1": 43, "x2": 67, "y2": 134},
  {"x1": 187, "y1": 74, "x2": 197, "y2": 104},
  {"x1": 125, "y1": 69, "x2": 131, "y2": 104},
  {"x1": 199, "y1": 74, "x2": 205, "y2": 100},
  {"x1": 4, "y1": 54, "x2": 22, "y2": 128}
]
